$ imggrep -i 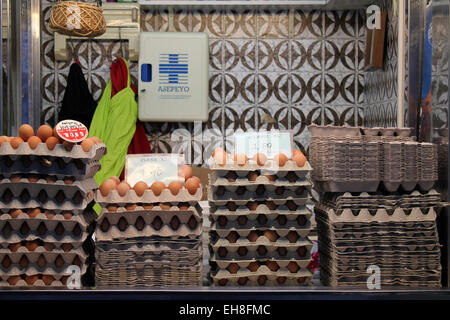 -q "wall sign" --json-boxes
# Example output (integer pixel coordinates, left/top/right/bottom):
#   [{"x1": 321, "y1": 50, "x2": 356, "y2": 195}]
[
  {"x1": 55, "y1": 120, "x2": 88, "y2": 143},
  {"x1": 125, "y1": 154, "x2": 183, "y2": 187},
  {"x1": 234, "y1": 130, "x2": 293, "y2": 159}
]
